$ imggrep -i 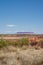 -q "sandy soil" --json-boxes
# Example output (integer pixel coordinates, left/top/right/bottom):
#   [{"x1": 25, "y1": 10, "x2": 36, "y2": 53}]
[{"x1": 0, "y1": 37, "x2": 26, "y2": 40}]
